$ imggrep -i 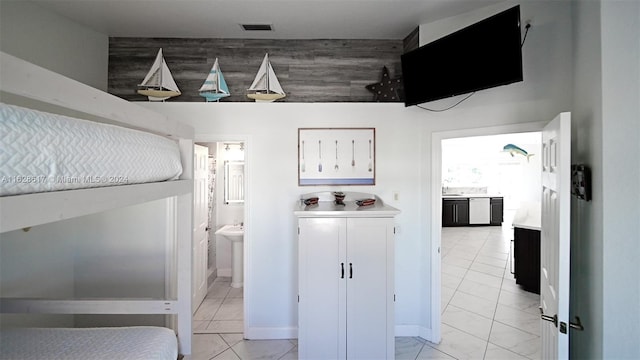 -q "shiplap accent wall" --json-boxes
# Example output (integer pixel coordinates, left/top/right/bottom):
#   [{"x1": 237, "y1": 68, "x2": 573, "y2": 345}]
[{"x1": 108, "y1": 38, "x2": 404, "y2": 103}]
